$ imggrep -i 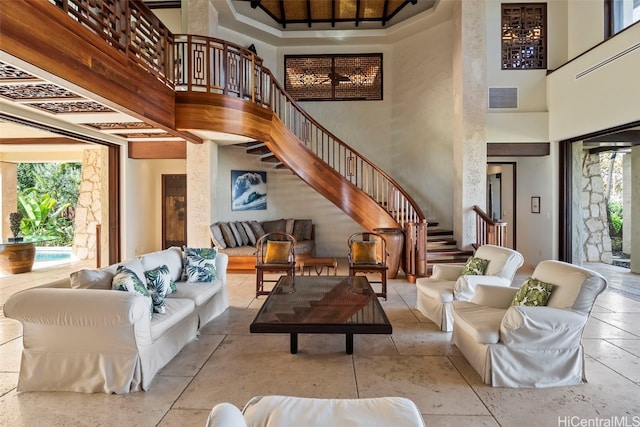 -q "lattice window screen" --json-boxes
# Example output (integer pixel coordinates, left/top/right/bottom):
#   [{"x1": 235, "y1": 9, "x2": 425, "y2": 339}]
[
  {"x1": 501, "y1": 3, "x2": 547, "y2": 70},
  {"x1": 285, "y1": 54, "x2": 383, "y2": 101}
]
